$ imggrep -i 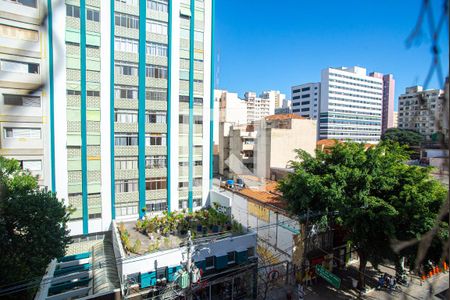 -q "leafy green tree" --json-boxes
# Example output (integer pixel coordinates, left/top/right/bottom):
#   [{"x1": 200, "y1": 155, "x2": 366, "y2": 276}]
[
  {"x1": 278, "y1": 141, "x2": 447, "y2": 289},
  {"x1": 381, "y1": 128, "x2": 424, "y2": 147},
  {"x1": 0, "y1": 157, "x2": 71, "y2": 298}
]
